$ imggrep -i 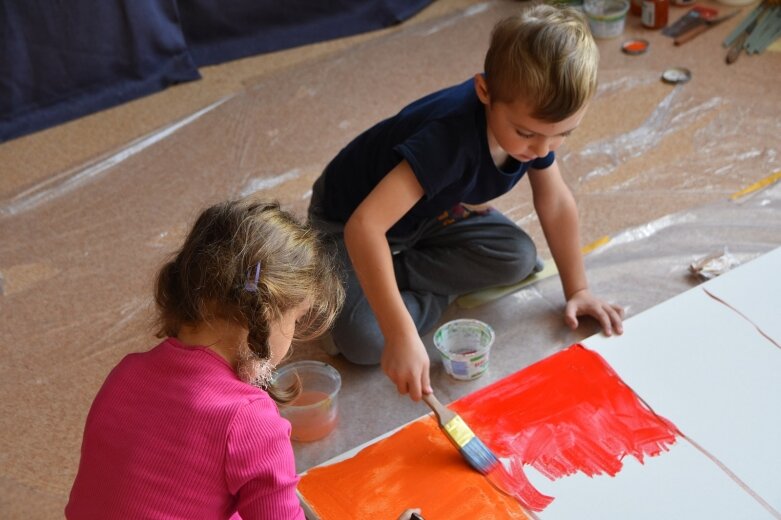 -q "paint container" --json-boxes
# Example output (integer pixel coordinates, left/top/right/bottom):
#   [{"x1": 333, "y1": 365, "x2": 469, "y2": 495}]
[
  {"x1": 622, "y1": 38, "x2": 650, "y2": 55},
  {"x1": 583, "y1": 0, "x2": 631, "y2": 39},
  {"x1": 641, "y1": 0, "x2": 669, "y2": 29},
  {"x1": 662, "y1": 67, "x2": 692, "y2": 84},
  {"x1": 275, "y1": 361, "x2": 341, "y2": 442},
  {"x1": 433, "y1": 319, "x2": 495, "y2": 381}
]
